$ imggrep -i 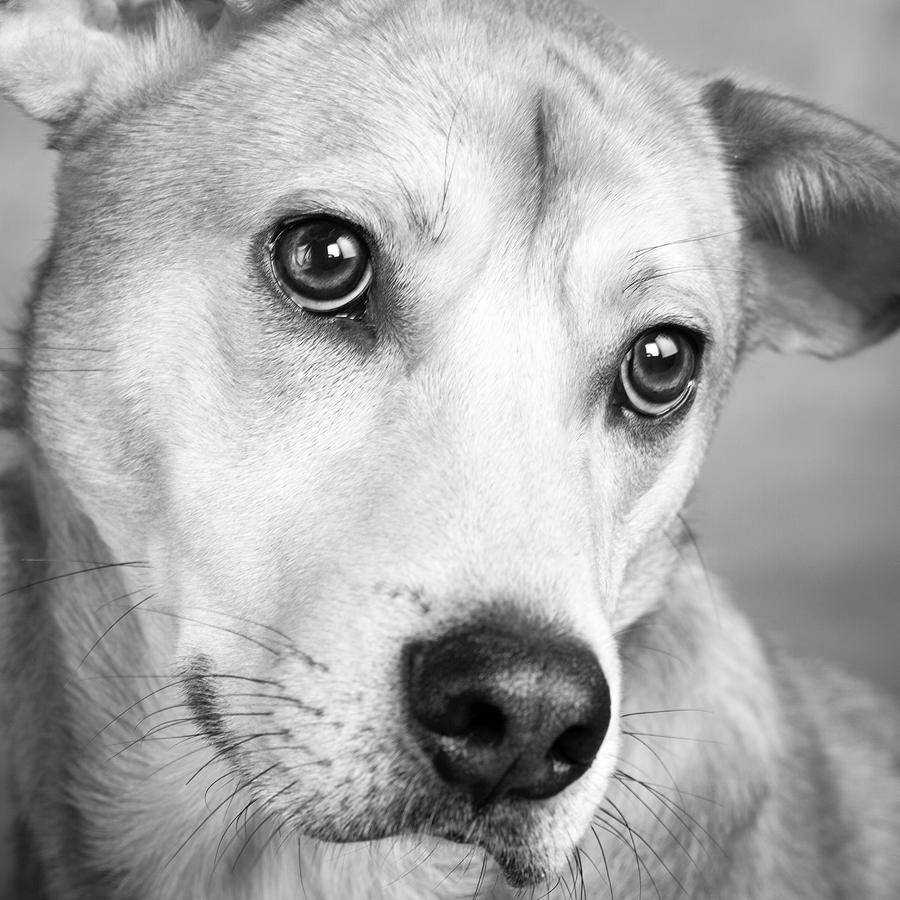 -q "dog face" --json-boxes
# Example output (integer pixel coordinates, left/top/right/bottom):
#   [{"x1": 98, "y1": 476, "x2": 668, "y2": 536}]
[{"x1": 4, "y1": 0, "x2": 900, "y2": 888}]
